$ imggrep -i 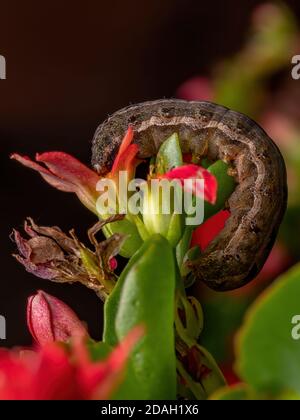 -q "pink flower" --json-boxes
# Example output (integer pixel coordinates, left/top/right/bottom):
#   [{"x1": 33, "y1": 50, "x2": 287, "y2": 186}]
[
  {"x1": 250, "y1": 242, "x2": 292, "y2": 287},
  {"x1": 11, "y1": 152, "x2": 100, "y2": 214},
  {"x1": 0, "y1": 327, "x2": 143, "y2": 400},
  {"x1": 163, "y1": 164, "x2": 218, "y2": 204},
  {"x1": 27, "y1": 290, "x2": 88, "y2": 345},
  {"x1": 176, "y1": 76, "x2": 214, "y2": 101}
]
